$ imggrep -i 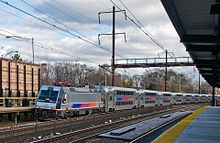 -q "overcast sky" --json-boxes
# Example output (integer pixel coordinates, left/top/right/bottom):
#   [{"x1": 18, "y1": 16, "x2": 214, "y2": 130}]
[{"x1": 0, "y1": 0, "x2": 200, "y2": 77}]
